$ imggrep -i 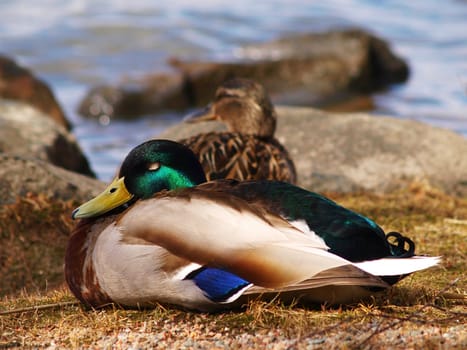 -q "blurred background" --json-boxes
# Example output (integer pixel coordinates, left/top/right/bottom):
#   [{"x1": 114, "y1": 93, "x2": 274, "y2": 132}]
[{"x1": 1, "y1": 0, "x2": 466, "y2": 180}]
